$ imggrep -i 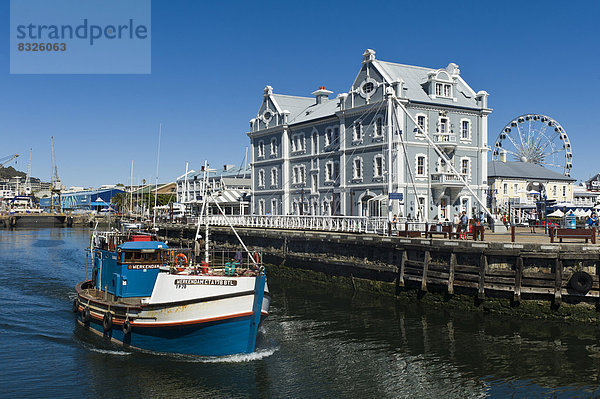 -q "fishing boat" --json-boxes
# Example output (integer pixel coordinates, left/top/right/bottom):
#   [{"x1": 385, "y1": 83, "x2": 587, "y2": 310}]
[
  {"x1": 73, "y1": 231, "x2": 269, "y2": 356},
  {"x1": 73, "y1": 162, "x2": 269, "y2": 356}
]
